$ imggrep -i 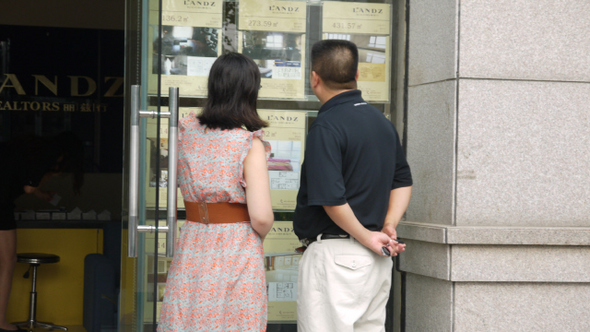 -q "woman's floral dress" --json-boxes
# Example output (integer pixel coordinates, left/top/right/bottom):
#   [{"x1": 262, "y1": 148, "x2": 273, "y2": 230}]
[{"x1": 157, "y1": 114, "x2": 271, "y2": 332}]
